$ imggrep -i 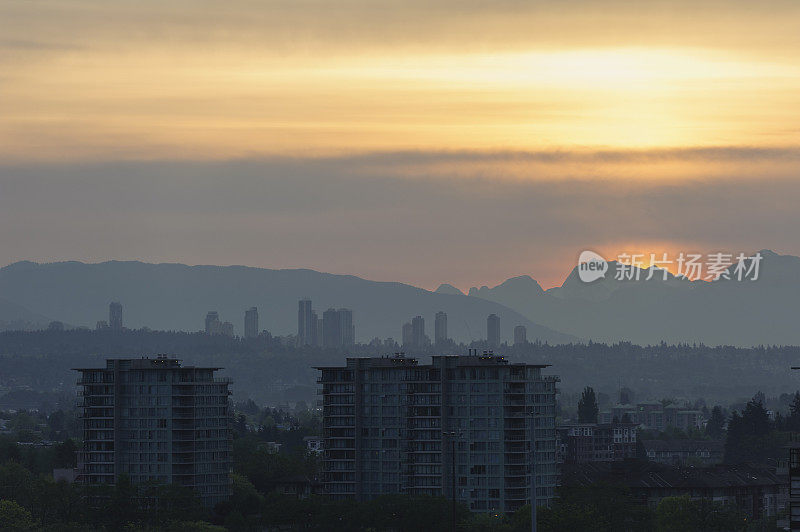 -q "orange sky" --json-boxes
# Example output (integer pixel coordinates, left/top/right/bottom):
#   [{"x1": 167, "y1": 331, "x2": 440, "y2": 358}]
[
  {"x1": 1, "y1": 1, "x2": 799, "y2": 289},
  {"x1": 2, "y1": 1, "x2": 800, "y2": 161}
]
